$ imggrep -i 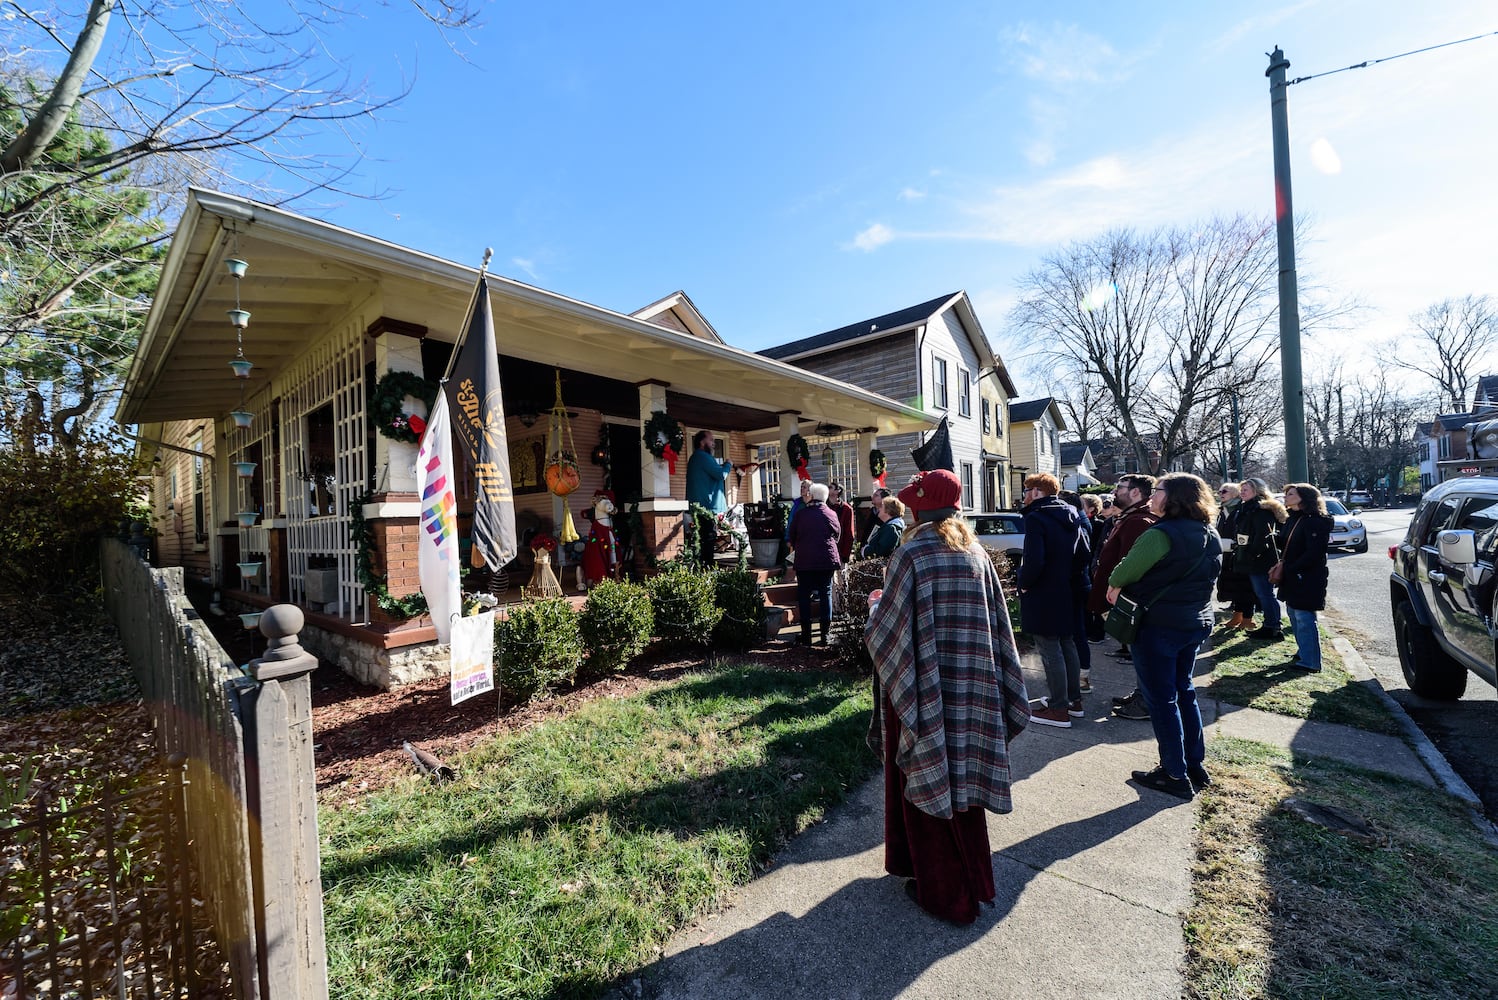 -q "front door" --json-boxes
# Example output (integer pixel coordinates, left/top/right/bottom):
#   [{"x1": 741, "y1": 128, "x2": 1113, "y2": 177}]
[{"x1": 606, "y1": 422, "x2": 643, "y2": 506}]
